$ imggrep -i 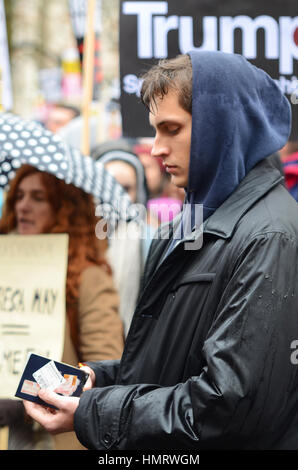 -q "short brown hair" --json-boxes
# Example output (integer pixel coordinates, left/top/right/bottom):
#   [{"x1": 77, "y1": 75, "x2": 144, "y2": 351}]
[{"x1": 140, "y1": 54, "x2": 192, "y2": 114}]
